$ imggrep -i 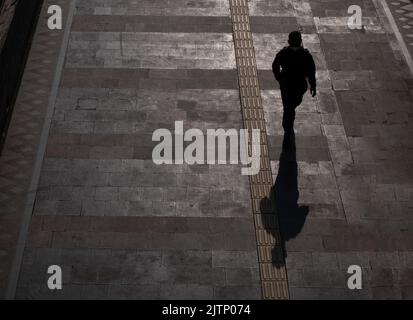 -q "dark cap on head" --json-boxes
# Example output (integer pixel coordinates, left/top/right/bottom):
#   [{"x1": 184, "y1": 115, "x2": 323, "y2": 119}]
[{"x1": 288, "y1": 31, "x2": 302, "y2": 47}]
